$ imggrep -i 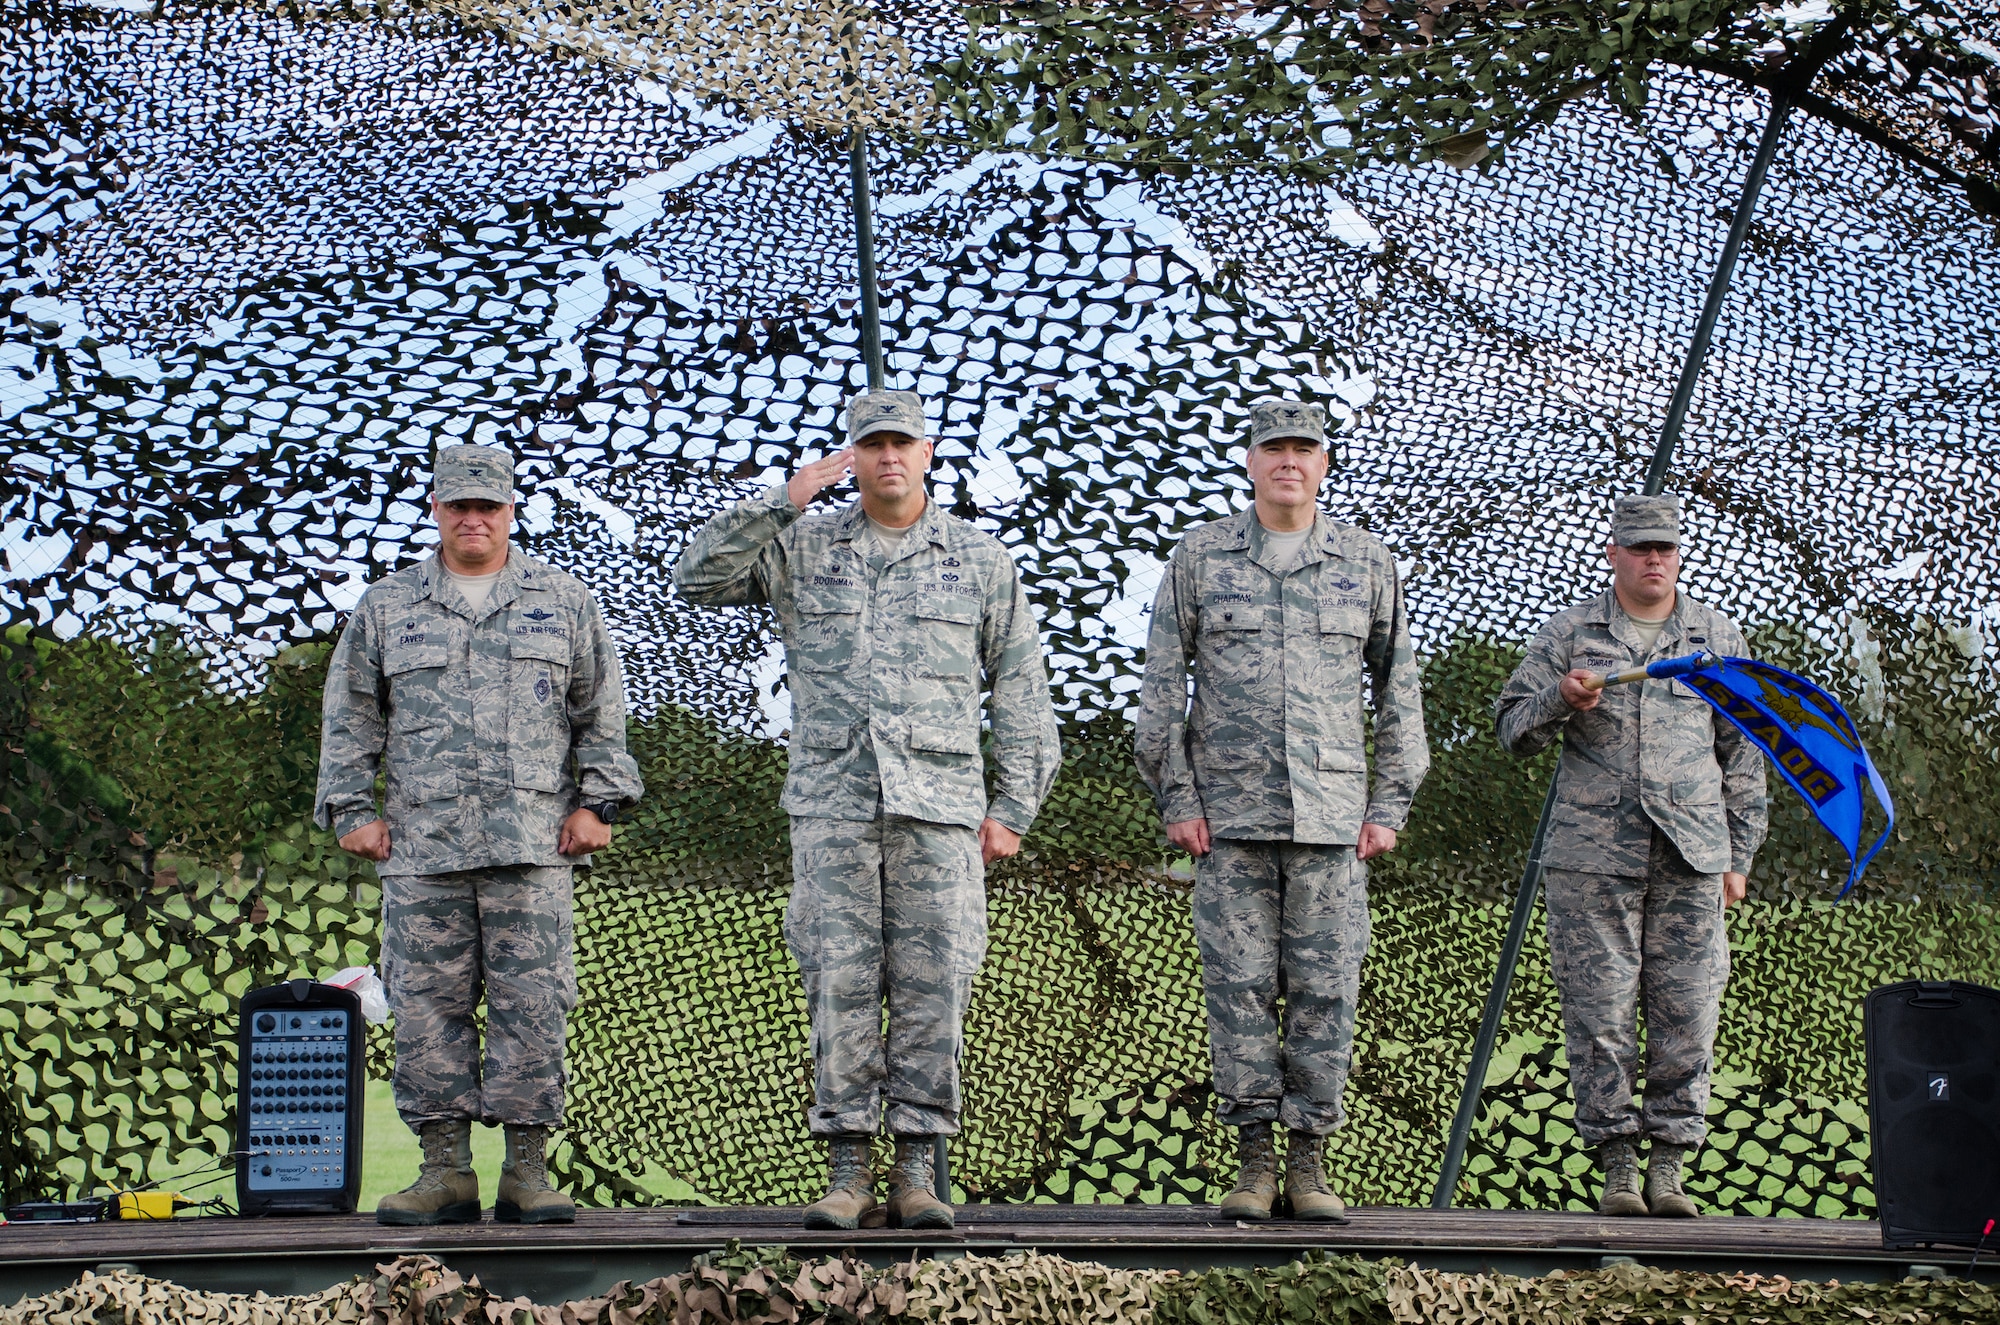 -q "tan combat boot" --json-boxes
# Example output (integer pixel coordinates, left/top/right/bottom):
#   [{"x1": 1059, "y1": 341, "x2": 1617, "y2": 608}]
[
  {"x1": 1219, "y1": 1121, "x2": 1279, "y2": 1220},
  {"x1": 1283, "y1": 1129, "x2": 1348, "y2": 1222},
  {"x1": 885, "y1": 1137, "x2": 954, "y2": 1230},
  {"x1": 1597, "y1": 1138, "x2": 1647, "y2": 1217},
  {"x1": 802, "y1": 1137, "x2": 877, "y2": 1230},
  {"x1": 494, "y1": 1124, "x2": 575, "y2": 1224},
  {"x1": 376, "y1": 1120, "x2": 480, "y2": 1226},
  {"x1": 1644, "y1": 1142, "x2": 1698, "y2": 1218}
]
